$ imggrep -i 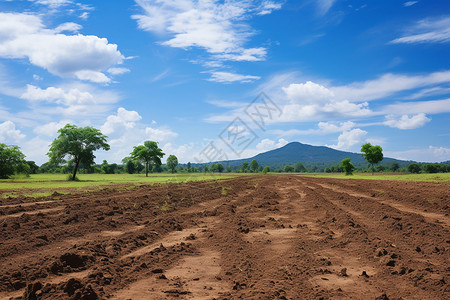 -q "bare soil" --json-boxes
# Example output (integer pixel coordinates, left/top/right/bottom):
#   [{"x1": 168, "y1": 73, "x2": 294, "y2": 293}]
[{"x1": 0, "y1": 175, "x2": 448, "y2": 299}]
